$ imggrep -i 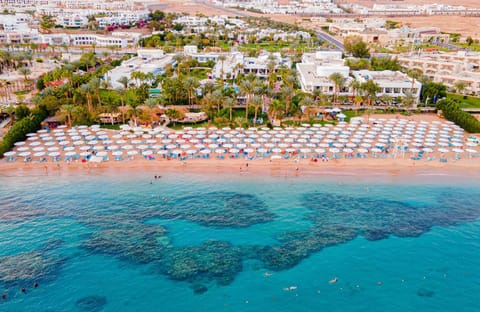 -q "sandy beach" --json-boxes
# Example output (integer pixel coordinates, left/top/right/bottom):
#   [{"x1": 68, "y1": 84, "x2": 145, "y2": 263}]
[
  {"x1": 1, "y1": 114, "x2": 479, "y2": 178},
  {"x1": 2, "y1": 151, "x2": 480, "y2": 180}
]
